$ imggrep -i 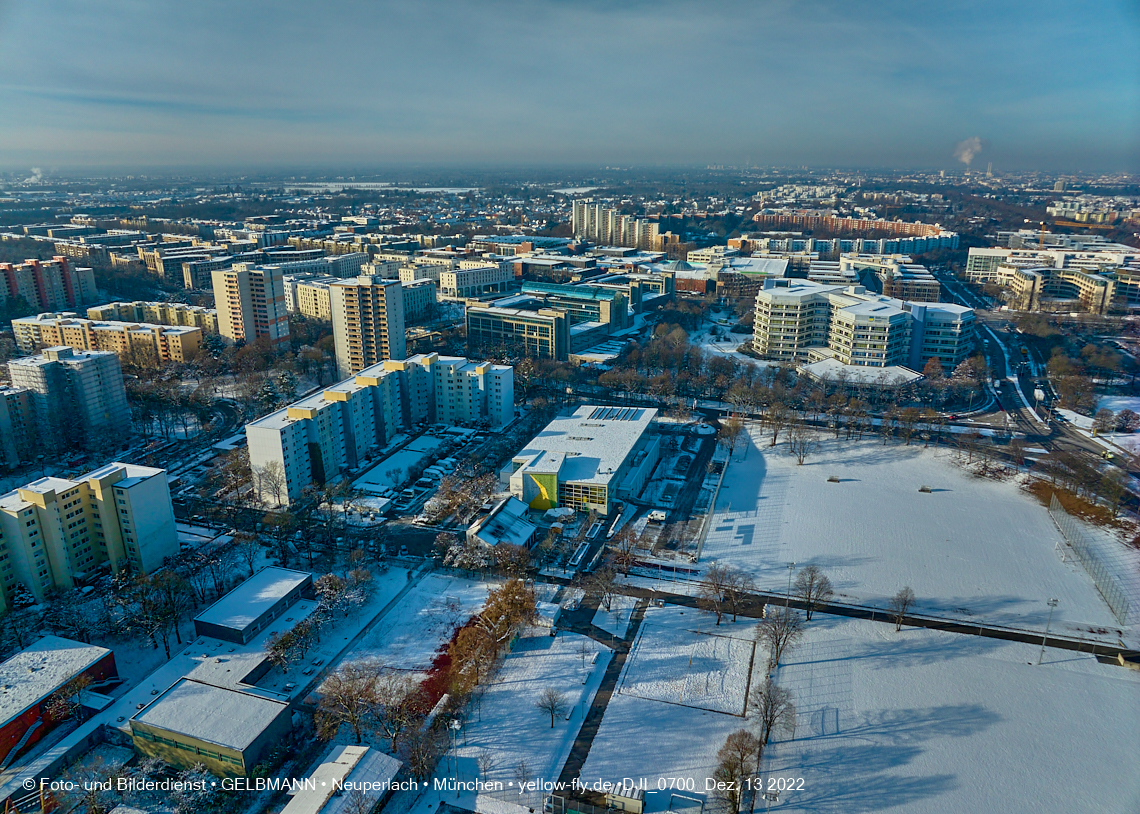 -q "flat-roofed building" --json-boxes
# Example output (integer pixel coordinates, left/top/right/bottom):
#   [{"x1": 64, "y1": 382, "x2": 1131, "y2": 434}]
[
  {"x1": 439, "y1": 264, "x2": 512, "y2": 300},
  {"x1": 0, "y1": 463, "x2": 177, "y2": 604},
  {"x1": 7, "y1": 346, "x2": 129, "y2": 452},
  {"x1": 246, "y1": 354, "x2": 511, "y2": 505},
  {"x1": 212, "y1": 265, "x2": 290, "y2": 346},
  {"x1": 0, "y1": 257, "x2": 97, "y2": 313},
  {"x1": 87, "y1": 301, "x2": 218, "y2": 333},
  {"x1": 0, "y1": 387, "x2": 36, "y2": 470},
  {"x1": 281, "y1": 745, "x2": 402, "y2": 814},
  {"x1": 130, "y1": 678, "x2": 291, "y2": 777},
  {"x1": 753, "y1": 279, "x2": 974, "y2": 371},
  {"x1": 329, "y1": 275, "x2": 406, "y2": 378},
  {"x1": 12, "y1": 313, "x2": 201, "y2": 365},
  {"x1": 0, "y1": 636, "x2": 117, "y2": 761},
  {"x1": 466, "y1": 304, "x2": 570, "y2": 361},
  {"x1": 509, "y1": 406, "x2": 660, "y2": 516},
  {"x1": 193, "y1": 567, "x2": 313, "y2": 644}
]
